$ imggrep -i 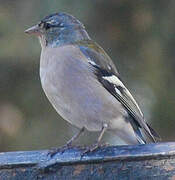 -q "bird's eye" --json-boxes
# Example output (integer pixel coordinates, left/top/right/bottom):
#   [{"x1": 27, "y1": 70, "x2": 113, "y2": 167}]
[
  {"x1": 38, "y1": 21, "x2": 64, "y2": 30},
  {"x1": 38, "y1": 22, "x2": 51, "y2": 30},
  {"x1": 44, "y1": 23, "x2": 51, "y2": 30}
]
